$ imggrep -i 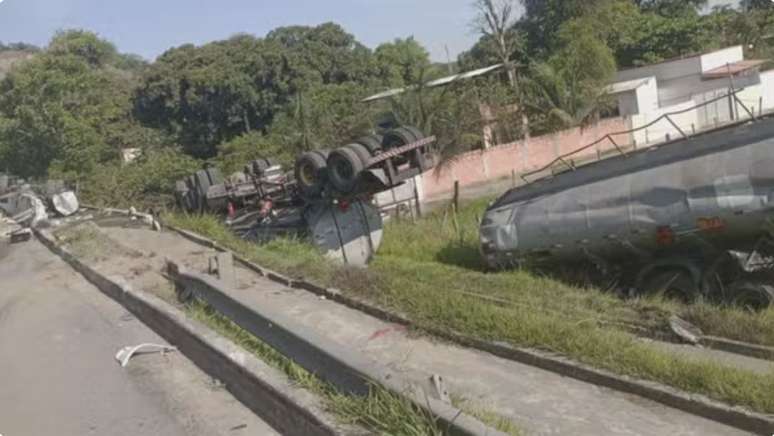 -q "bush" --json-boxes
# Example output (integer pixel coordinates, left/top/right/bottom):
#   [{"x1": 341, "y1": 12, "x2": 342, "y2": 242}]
[{"x1": 79, "y1": 148, "x2": 201, "y2": 209}]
